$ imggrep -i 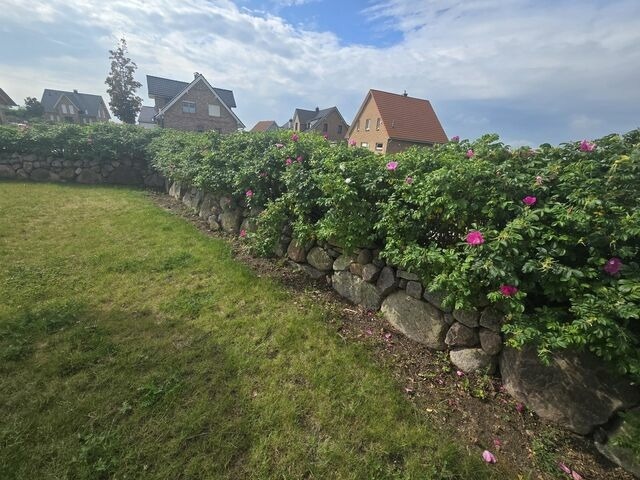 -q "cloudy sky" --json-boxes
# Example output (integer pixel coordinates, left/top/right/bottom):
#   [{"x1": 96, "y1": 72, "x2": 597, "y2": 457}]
[{"x1": 1, "y1": 0, "x2": 639, "y2": 145}]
